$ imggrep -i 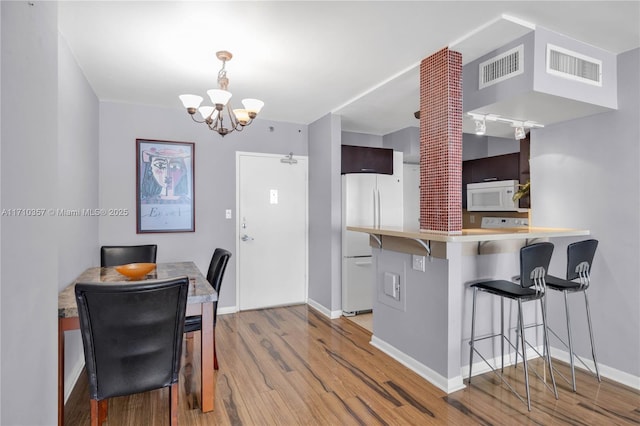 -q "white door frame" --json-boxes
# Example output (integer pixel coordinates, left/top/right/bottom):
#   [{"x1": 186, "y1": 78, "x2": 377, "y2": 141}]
[{"x1": 235, "y1": 151, "x2": 309, "y2": 311}]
